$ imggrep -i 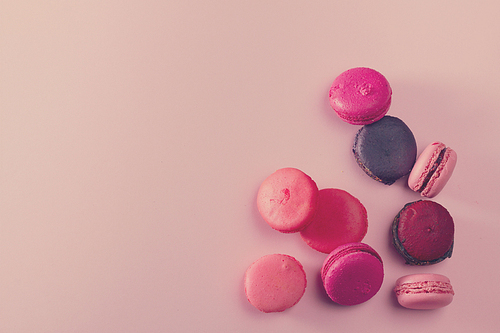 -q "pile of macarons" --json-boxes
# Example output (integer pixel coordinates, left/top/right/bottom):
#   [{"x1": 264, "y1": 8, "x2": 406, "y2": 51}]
[{"x1": 243, "y1": 67, "x2": 457, "y2": 313}]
